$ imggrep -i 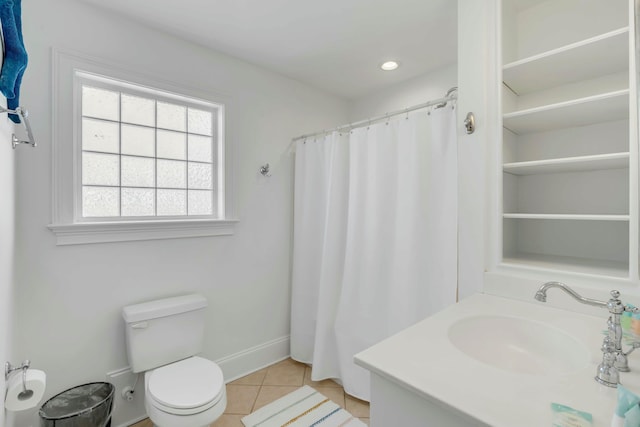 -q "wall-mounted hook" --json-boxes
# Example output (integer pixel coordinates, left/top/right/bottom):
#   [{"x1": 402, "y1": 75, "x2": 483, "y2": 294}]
[
  {"x1": 464, "y1": 112, "x2": 475, "y2": 134},
  {"x1": 259, "y1": 163, "x2": 271, "y2": 177}
]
